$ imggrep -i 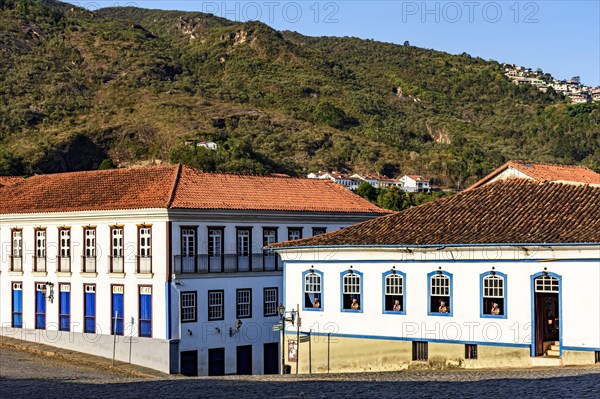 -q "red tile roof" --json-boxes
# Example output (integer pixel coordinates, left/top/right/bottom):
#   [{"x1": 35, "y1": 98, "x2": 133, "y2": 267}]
[
  {"x1": 0, "y1": 176, "x2": 25, "y2": 187},
  {"x1": 405, "y1": 175, "x2": 429, "y2": 182},
  {"x1": 0, "y1": 165, "x2": 387, "y2": 215},
  {"x1": 469, "y1": 160, "x2": 600, "y2": 190},
  {"x1": 268, "y1": 180, "x2": 600, "y2": 247}
]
